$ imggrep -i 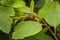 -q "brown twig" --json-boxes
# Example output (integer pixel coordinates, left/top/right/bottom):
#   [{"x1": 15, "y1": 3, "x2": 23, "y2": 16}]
[{"x1": 28, "y1": 14, "x2": 58, "y2": 40}]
